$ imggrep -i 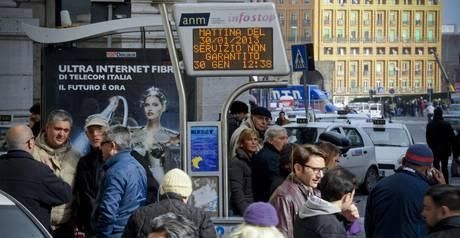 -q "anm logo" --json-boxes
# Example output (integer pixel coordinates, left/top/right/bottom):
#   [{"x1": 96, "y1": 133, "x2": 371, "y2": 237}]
[{"x1": 179, "y1": 13, "x2": 210, "y2": 27}]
